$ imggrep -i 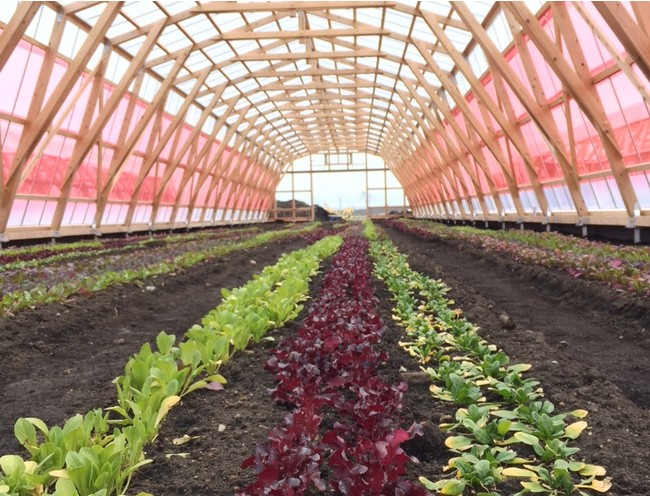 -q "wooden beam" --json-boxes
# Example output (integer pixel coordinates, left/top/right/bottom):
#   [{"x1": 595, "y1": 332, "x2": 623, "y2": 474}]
[
  {"x1": 405, "y1": 61, "x2": 513, "y2": 213},
  {"x1": 395, "y1": 93, "x2": 490, "y2": 215},
  {"x1": 47, "y1": 21, "x2": 165, "y2": 230},
  {"x1": 250, "y1": 81, "x2": 380, "y2": 91},
  {"x1": 504, "y1": 2, "x2": 638, "y2": 216},
  {"x1": 124, "y1": 70, "x2": 214, "y2": 227},
  {"x1": 63, "y1": 2, "x2": 103, "y2": 14},
  {"x1": 0, "y1": 2, "x2": 123, "y2": 232},
  {"x1": 245, "y1": 68, "x2": 380, "y2": 78},
  {"x1": 178, "y1": 106, "x2": 253, "y2": 218},
  {"x1": 390, "y1": 101, "x2": 465, "y2": 213},
  {"x1": 552, "y1": 2, "x2": 639, "y2": 217},
  {"x1": 95, "y1": 49, "x2": 190, "y2": 227},
  {"x1": 151, "y1": 98, "x2": 242, "y2": 224},
  {"x1": 0, "y1": 1, "x2": 42, "y2": 72},
  {"x1": 14, "y1": 13, "x2": 67, "y2": 187},
  {"x1": 51, "y1": 50, "x2": 110, "y2": 231},
  {"x1": 194, "y1": 2, "x2": 394, "y2": 13},
  {"x1": 124, "y1": 106, "x2": 166, "y2": 227},
  {"x1": 234, "y1": 49, "x2": 380, "y2": 62},
  {"x1": 396, "y1": 80, "x2": 477, "y2": 208},
  {"x1": 144, "y1": 12, "x2": 291, "y2": 69},
  {"x1": 220, "y1": 27, "x2": 388, "y2": 40},
  {"x1": 412, "y1": 20, "x2": 530, "y2": 216},
  {"x1": 573, "y1": 3, "x2": 650, "y2": 106},
  {"x1": 453, "y1": 2, "x2": 591, "y2": 216},
  {"x1": 594, "y1": 2, "x2": 650, "y2": 84}
]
